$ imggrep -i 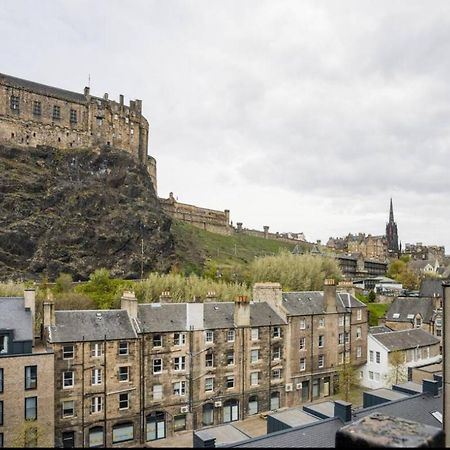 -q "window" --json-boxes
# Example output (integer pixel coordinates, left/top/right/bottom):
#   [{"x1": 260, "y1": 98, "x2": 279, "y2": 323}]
[
  {"x1": 226, "y1": 351, "x2": 234, "y2": 366},
  {"x1": 173, "y1": 381, "x2": 186, "y2": 396},
  {"x1": 119, "y1": 341, "x2": 129, "y2": 355},
  {"x1": 118, "y1": 367, "x2": 129, "y2": 382},
  {"x1": 62, "y1": 431, "x2": 75, "y2": 448},
  {"x1": 146, "y1": 412, "x2": 166, "y2": 441},
  {"x1": 344, "y1": 332, "x2": 350, "y2": 344},
  {"x1": 299, "y1": 318, "x2": 306, "y2": 329},
  {"x1": 270, "y1": 392, "x2": 280, "y2": 410},
  {"x1": 202, "y1": 404, "x2": 214, "y2": 426},
  {"x1": 318, "y1": 355, "x2": 324, "y2": 369},
  {"x1": 174, "y1": 356, "x2": 186, "y2": 371},
  {"x1": 251, "y1": 328, "x2": 259, "y2": 341},
  {"x1": 250, "y1": 372, "x2": 260, "y2": 385},
  {"x1": 25, "y1": 366, "x2": 37, "y2": 390},
  {"x1": 300, "y1": 357, "x2": 306, "y2": 371},
  {"x1": 10, "y1": 95, "x2": 19, "y2": 111},
  {"x1": 369, "y1": 371, "x2": 374, "y2": 380},
  {"x1": 63, "y1": 345, "x2": 74, "y2": 359},
  {"x1": 63, "y1": 371, "x2": 74, "y2": 389},
  {"x1": 376, "y1": 352, "x2": 381, "y2": 364},
  {"x1": 0, "y1": 335, "x2": 8, "y2": 354},
  {"x1": 356, "y1": 326, "x2": 362, "y2": 339},
  {"x1": 205, "y1": 330, "x2": 214, "y2": 343},
  {"x1": 0, "y1": 401, "x2": 2, "y2": 426},
  {"x1": 272, "y1": 326, "x2": 281, "y2": 338},
  {"x1": 53, "y1": 105, "x2": 61, "y2": 120},
  {"x1": 415, "y1": 317, "x2": 422, "y2": 328},
  {"x1": 119, "y1": 393, "x2": 129, "y2": 409},
  {"x1": 205, "y1": 377, "x2": 214, "y2": 392},
  {"x1": 345, "y1": 315, "x2": 350, "y2": 327},
  {"x1": 153, "y1": 359, "x2": 163, "y2": 374},
  {"x1": 318, "y1": 335, "x2": 324, "y2": 348},
  {"x1": 33, "y1": 101, "x2": 41, "y2": 116},
  {"x1": 357, "y1": 346, "x2": 362, "y2": 358},
  {"x1": 174, "y1": 414, "x2": 186, "y2": 432},
  {"x1": 89, "y1": 427, "x2": 104, "y2": 447},
  {"x1": 357, "y1": 309, "x2": 362, "y2": 321},
  {"x1": 0, "y1": 433, "x2": 3, "y2": 448},
  {"x1": 392, "y1": 313, "x2": 400, "y2": 319},
  {"x1": 226, "y1": 376, "x2": 235, "y2": 389},
  {"x1": 339, "y1": 352, "x2": 344, "y2": 364},
  {"x1": 70, "y1": 109, "x2": 77, "y2": 123},
  {"x1": 62, "y1": 400, "x2": 75, "y2": 418},
  {"x1": 91, "y1": 368, "x2": 102, "y2": 385},
  {"x1": 339, "y1": 333, "x2": 344, "y2": 345},
  {"x1": 250, "y1": 349, "x2": 260, "y2": 363},
  {"x1": 227, "y1": 329, "x2": 235, "y2": 342},
  {"x1": 205, "y1": 351, "x2": 214, "y2": 367},
  {"x1": 96, "y1": 117, "x2": 103, "y2": 126},
  {"x1": 91, "y1": 396, "x2": 103, "y2": 414},
  {"x1": 173, "y1": 333, "x2": 186, "y2": 346},
  {"x1": 271, "y1": 368, "x2": 281, "y2": 380},
  {"x1": 0, "y1": 369, "x2": 3, "y2": 393},
  {"x1": 90, "y1": 343, "x2": 103, "y2": 358},
  {"x1": 435, "y1": 317, "x2": 442, "y2": 327},
  {"x1": 339, "y1": 316, "x2": 344, "y2": 326},
  {"x1": 299, "y1": 337, "x2": 306, "y2": 350},
  {"x1": 223, "y1": 399, "x2": 239, "y2": 423},
  {"x1": 319, "y1": 317, "x2": 325, "y2": 327},
  {"x1": 153, "y1": 384, "x2": 163, "y2": 400},
  {"x1": 437, "y1": 329, "x2": 442, "y2": 337},
  {"x1": 153, "y1": 334, "x2": 162, "y2": 347},
  {"x1": 272, "y1": 346, "x2": 281, "y2": 361},
  {"x1": 112, "y1": 423, "x2": 133, "y2": 444},
  {"x1": 369, "y1": 350, "x2": 374, "y2": 362},
  {"x1": 25, "y1": 397, "x2": 37, "y2": 420}
]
